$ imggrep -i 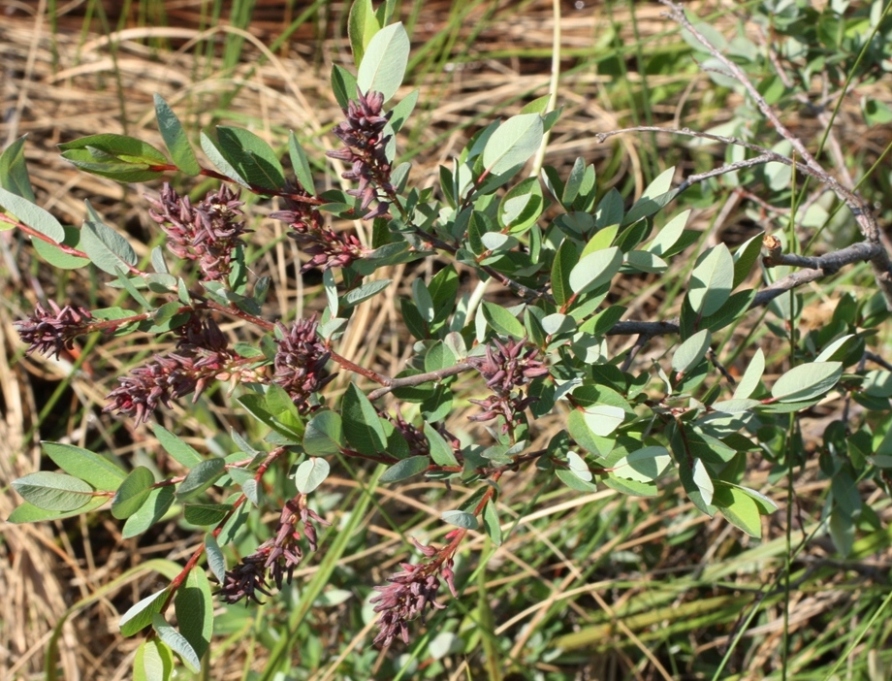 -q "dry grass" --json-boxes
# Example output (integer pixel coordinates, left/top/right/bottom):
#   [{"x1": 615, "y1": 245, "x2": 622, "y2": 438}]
[{"x1": 3, "y1": 1, "x2": 892, "y2": 679}]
